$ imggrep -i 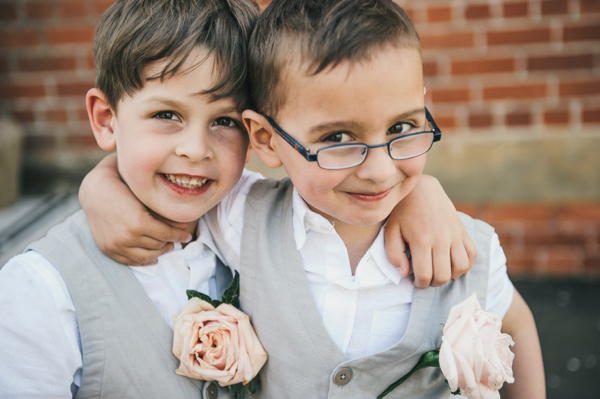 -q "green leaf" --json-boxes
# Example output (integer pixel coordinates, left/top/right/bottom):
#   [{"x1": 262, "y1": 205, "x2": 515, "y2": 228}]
[
  {"x1": 186, "y1": 289, "x2": 213, "y2": 302},
  {"x1": 222, "y1": 270, "x2": 240, "y2": 307},
  {"x1": 377, "y1": 350, "x2": 440, "y2": 399},
  {"x1": 227, "y1": 375, "x2": 261, "y2": 399}
]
